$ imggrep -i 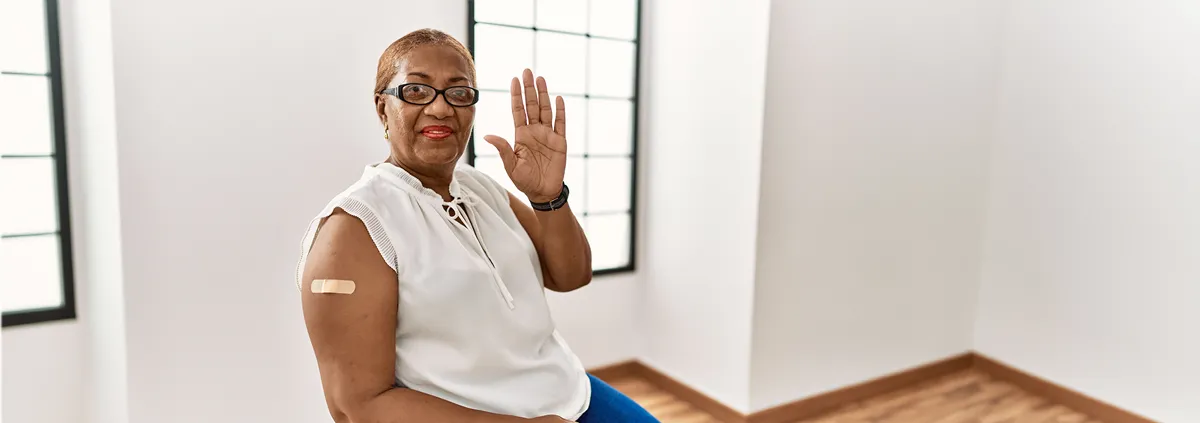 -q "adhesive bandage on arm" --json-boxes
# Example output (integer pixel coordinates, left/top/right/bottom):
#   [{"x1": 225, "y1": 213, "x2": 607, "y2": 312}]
[{"x1": 310, "y1": 279, "x2": 356, "y2": 295}]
